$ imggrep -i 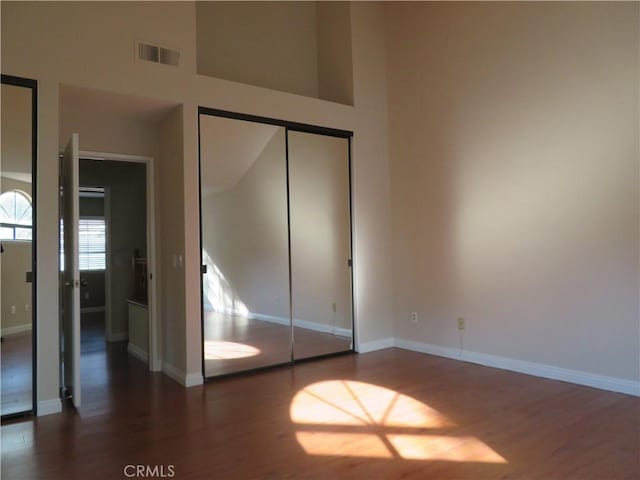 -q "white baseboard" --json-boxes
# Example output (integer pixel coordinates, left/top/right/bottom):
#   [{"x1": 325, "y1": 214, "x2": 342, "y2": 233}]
[
  {"x1": 1, "y1": 323, "x2": 32, "y2": 336},
  {"x1": 37, "y1": 398, "x2": 62, "y2": 416},
  {"x1": 127, "y1": 342, "x2": 149, "y2": 364},
  {"x1": 81, "y1": 306, "x2": 105, "y2": 314},
  {"x1": 394, "y1": 338, "x2": 640, "y2": 397},
  {"x1": 162, "y1": 362, "x2": 203, "y2": 388},
  {"x1": 107, "y1": 331, "x2": 128, "y2": 342},
  {"x1": 250, "y1": 312, "x2": 352, "y2": 338},
  {"x1": 356, "y1": 337, "x2": 395, "y2": 353},
  {"x1": 184, "y1": 372, "x2": 204, "y2": 388}
]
